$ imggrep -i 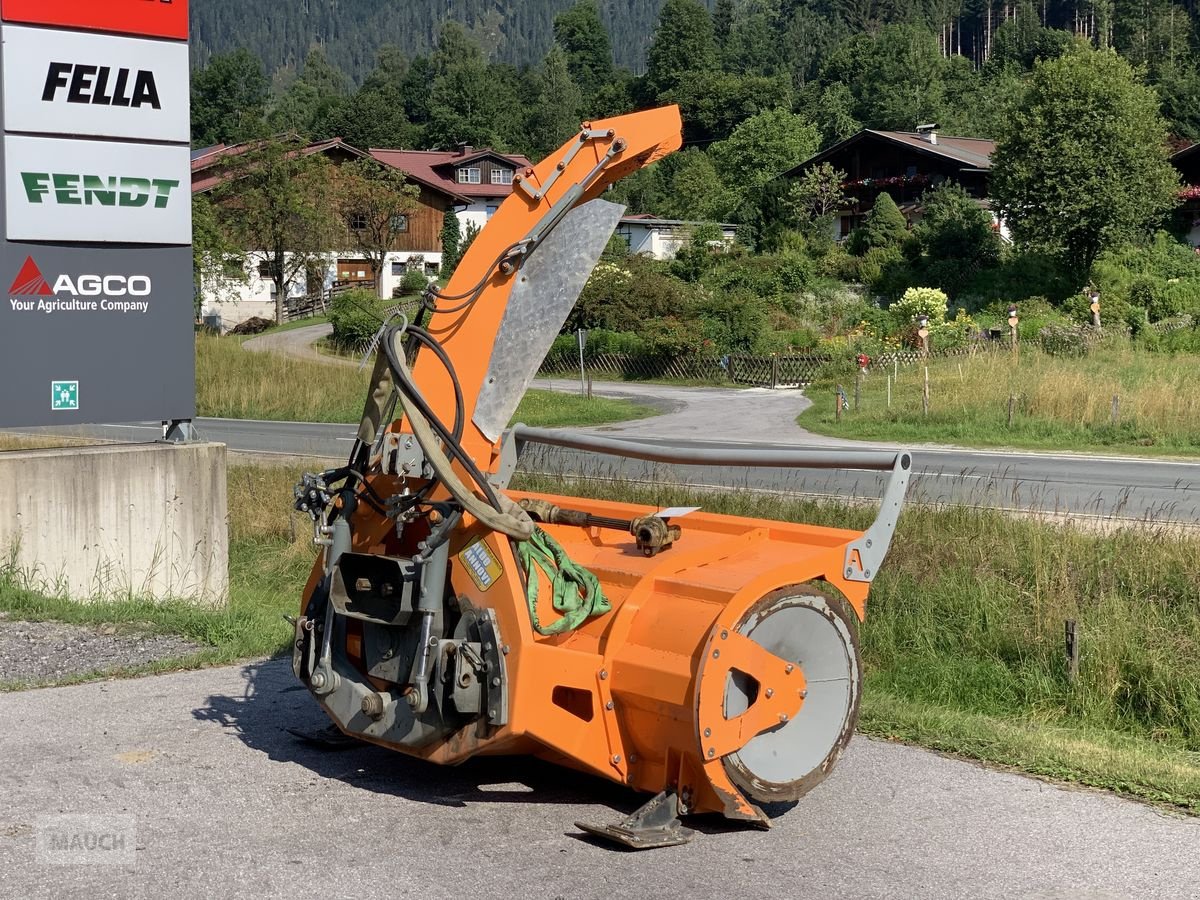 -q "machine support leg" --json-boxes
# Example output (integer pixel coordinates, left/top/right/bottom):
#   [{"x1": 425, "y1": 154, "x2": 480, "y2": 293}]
[
  {"x1": 161, "y1": 419, "x2": 199, "y2": 443},
  {"x1": 575, "y1": 790, "x2": 695, "y2": 850}
]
